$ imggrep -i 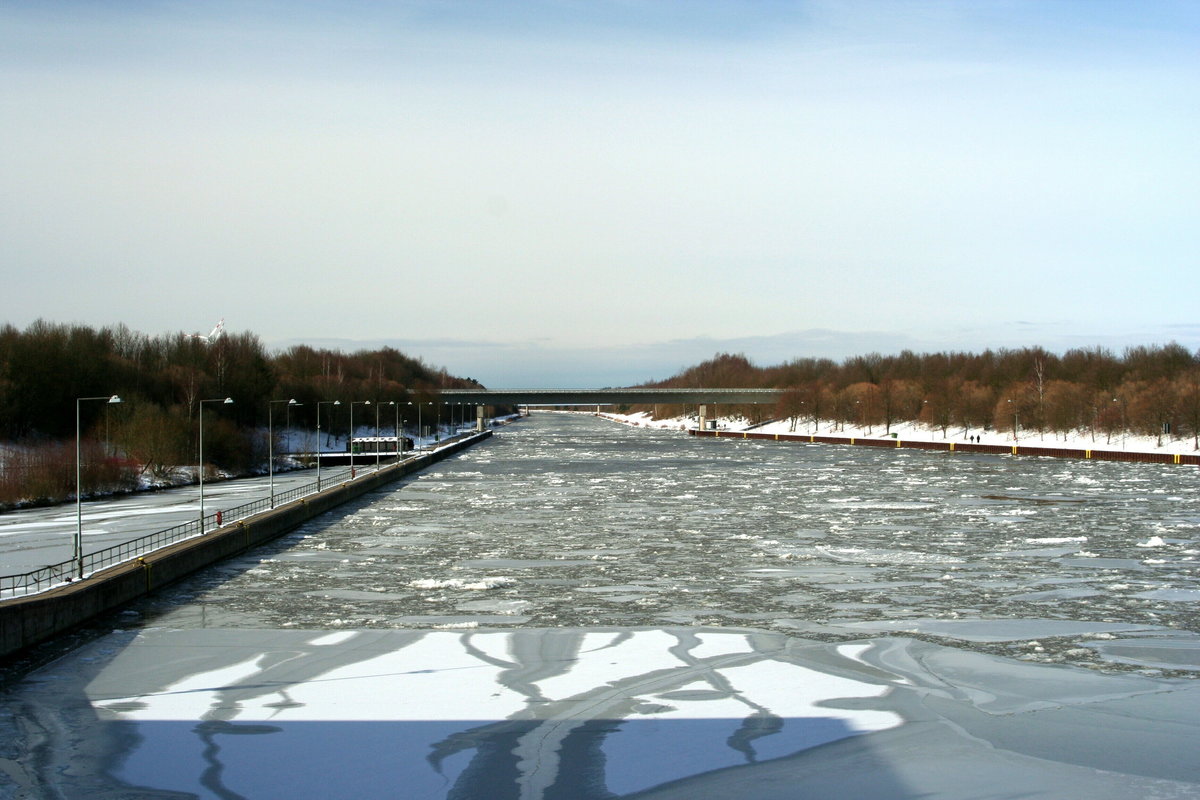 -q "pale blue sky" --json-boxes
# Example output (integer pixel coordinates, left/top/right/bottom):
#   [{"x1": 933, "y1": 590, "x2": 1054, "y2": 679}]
[{"x1": 2, "y1": 1, "x2": 1197, "y2": 386}]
